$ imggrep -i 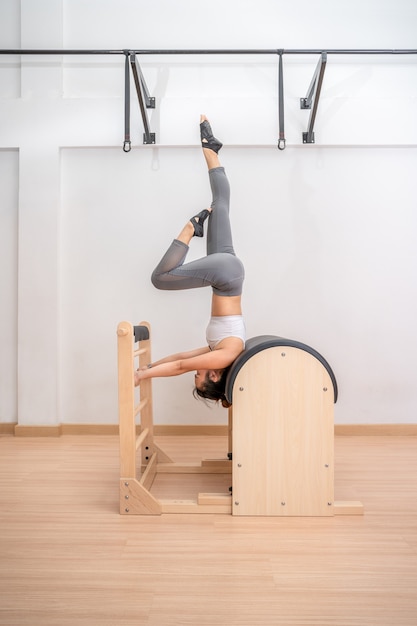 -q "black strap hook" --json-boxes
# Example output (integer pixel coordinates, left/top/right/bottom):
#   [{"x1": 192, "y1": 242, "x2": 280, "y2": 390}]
[
  {"x1": 123, "y1": 51, "x2": 131, "y2": 152},
  {"x1": 277, "y1": 51, "x2": 286, "y2": 151}
]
